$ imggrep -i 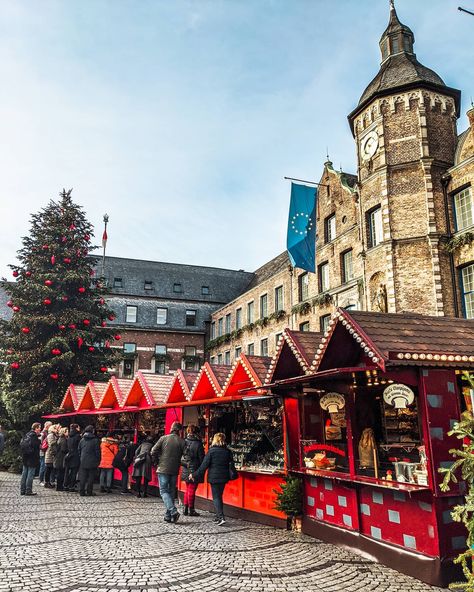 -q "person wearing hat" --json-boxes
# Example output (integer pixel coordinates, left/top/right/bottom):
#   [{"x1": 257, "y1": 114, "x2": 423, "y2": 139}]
[{"x1": 151, "y1": 421, "x2": 185, "y2": 523}]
